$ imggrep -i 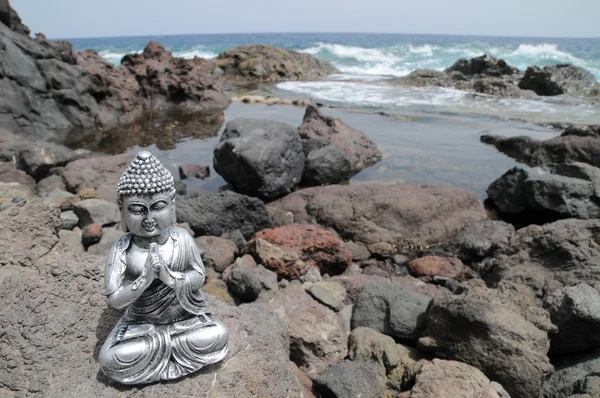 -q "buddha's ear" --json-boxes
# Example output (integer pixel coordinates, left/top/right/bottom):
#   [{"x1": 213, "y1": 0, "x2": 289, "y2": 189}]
[{"x1": 119, "y1": 205, "x2": 129, "y2": 233}]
